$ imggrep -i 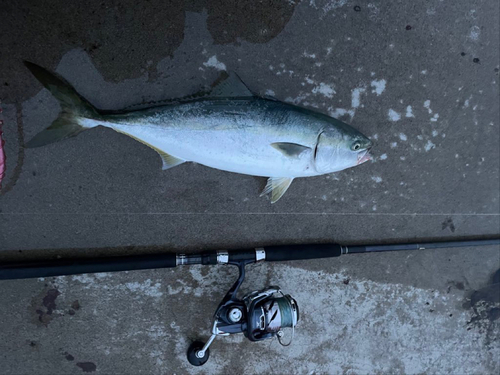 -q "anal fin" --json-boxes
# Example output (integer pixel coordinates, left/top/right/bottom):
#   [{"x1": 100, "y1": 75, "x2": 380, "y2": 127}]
[
  {"x1": 260, "y1": 177, "x2": 294, "y2": 203},
  {"x1": 158, "y1": 150, "x2": 185, "y2": 170},
  {"x1": 113, "y1": 129, "x2": 186, "y2": 171}
]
